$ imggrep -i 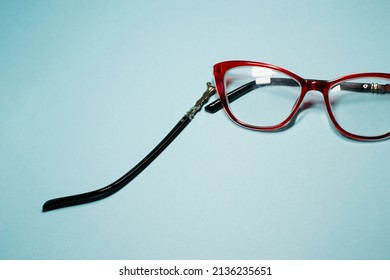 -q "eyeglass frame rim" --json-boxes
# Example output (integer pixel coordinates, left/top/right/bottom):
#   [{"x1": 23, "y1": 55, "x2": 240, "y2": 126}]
[{"x1": 213, "y1": 60, "x2": 390, "y2": 141}]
